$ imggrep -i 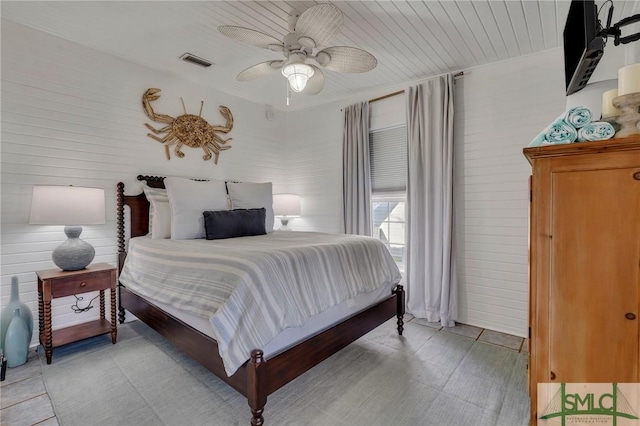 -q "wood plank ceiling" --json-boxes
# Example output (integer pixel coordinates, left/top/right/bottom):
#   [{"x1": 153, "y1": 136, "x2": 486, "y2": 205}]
[{"x1": 2, "y1": 1, "x2": 638, "y2": 110}]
